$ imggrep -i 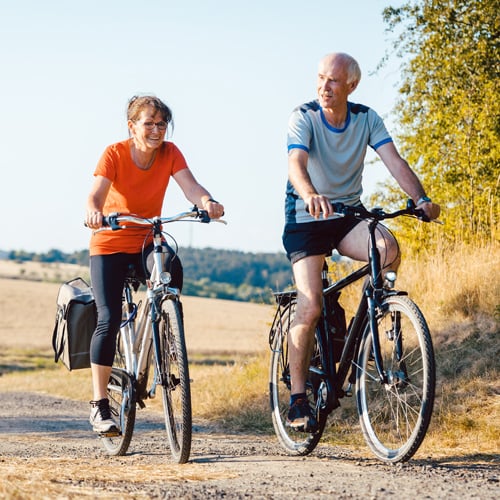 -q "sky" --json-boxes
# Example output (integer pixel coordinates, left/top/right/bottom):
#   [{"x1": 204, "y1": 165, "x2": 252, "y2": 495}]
[{"x1": 1, "y1": 0, "x2": 404, "y2": 255}]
